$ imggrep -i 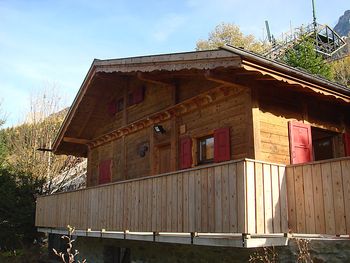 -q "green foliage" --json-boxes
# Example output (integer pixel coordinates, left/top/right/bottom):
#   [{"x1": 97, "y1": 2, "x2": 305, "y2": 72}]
[
  {"x1": 331, "y1": 56, "x2": 350, "y2": 87},
  {"x1": 282, "y1": 38, "x2": 333, "y2": 79},
  {"x1": 196, "y1": 22, "x2": 268, "y2": 53},
  {"x1": 0, "y1": 167, "x2": 45, "y2": 251},
  {"x1": 0, "y1": 129, "x2": 8, "y2": 166}
]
